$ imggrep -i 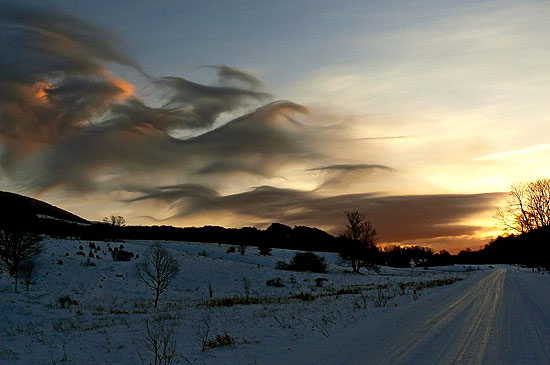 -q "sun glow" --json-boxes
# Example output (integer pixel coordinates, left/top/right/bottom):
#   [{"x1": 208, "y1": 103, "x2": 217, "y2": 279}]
[
  {"x1": 32, "y1": 82, "x2": 52, "y2": 105},
  {"x1": 111, "y1": 77, "x2": 135, "y2": 100},
  {"x1": 100, "y1": 68, "x2": 135, "y2": 100}
]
